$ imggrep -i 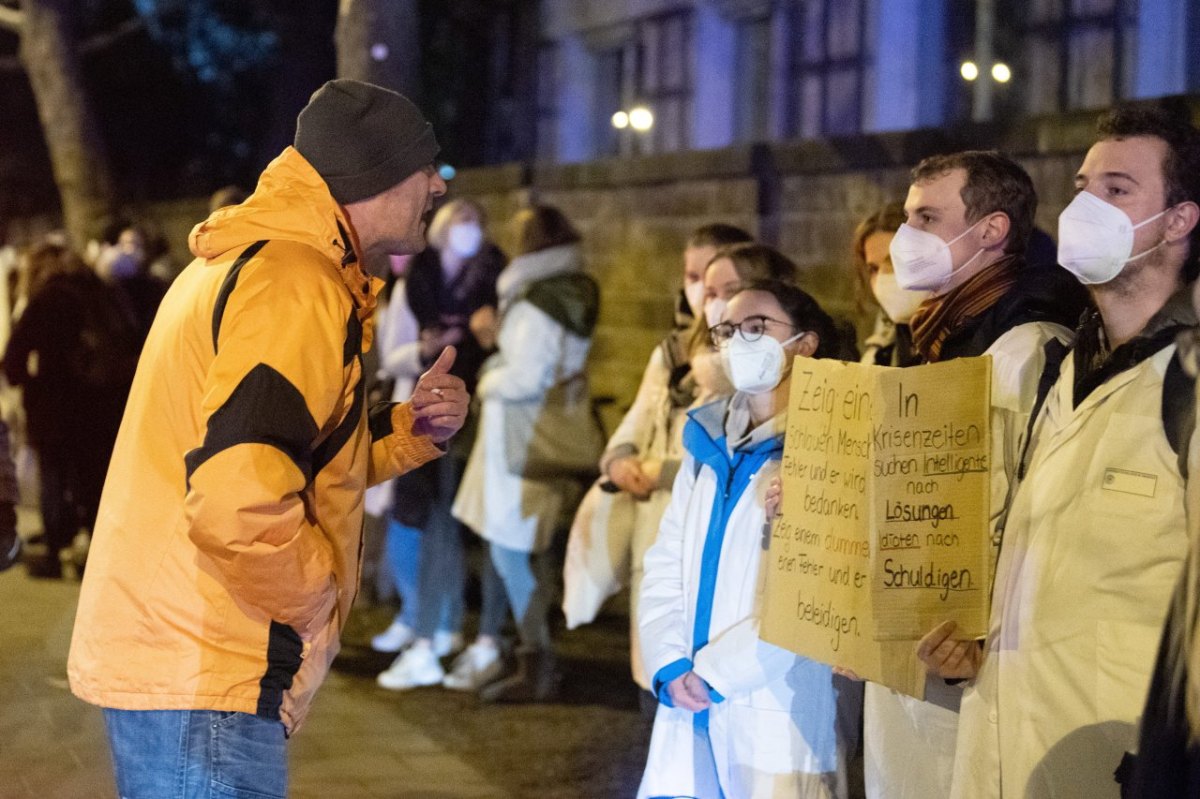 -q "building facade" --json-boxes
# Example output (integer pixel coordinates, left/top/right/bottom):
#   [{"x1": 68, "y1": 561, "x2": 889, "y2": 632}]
[
  {"x1": 533, "y1": 0, "x2": 1200, "y2": 164},
  {"x1": 442, "y1": 0, "x2": 1200, "y2": 416}
]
